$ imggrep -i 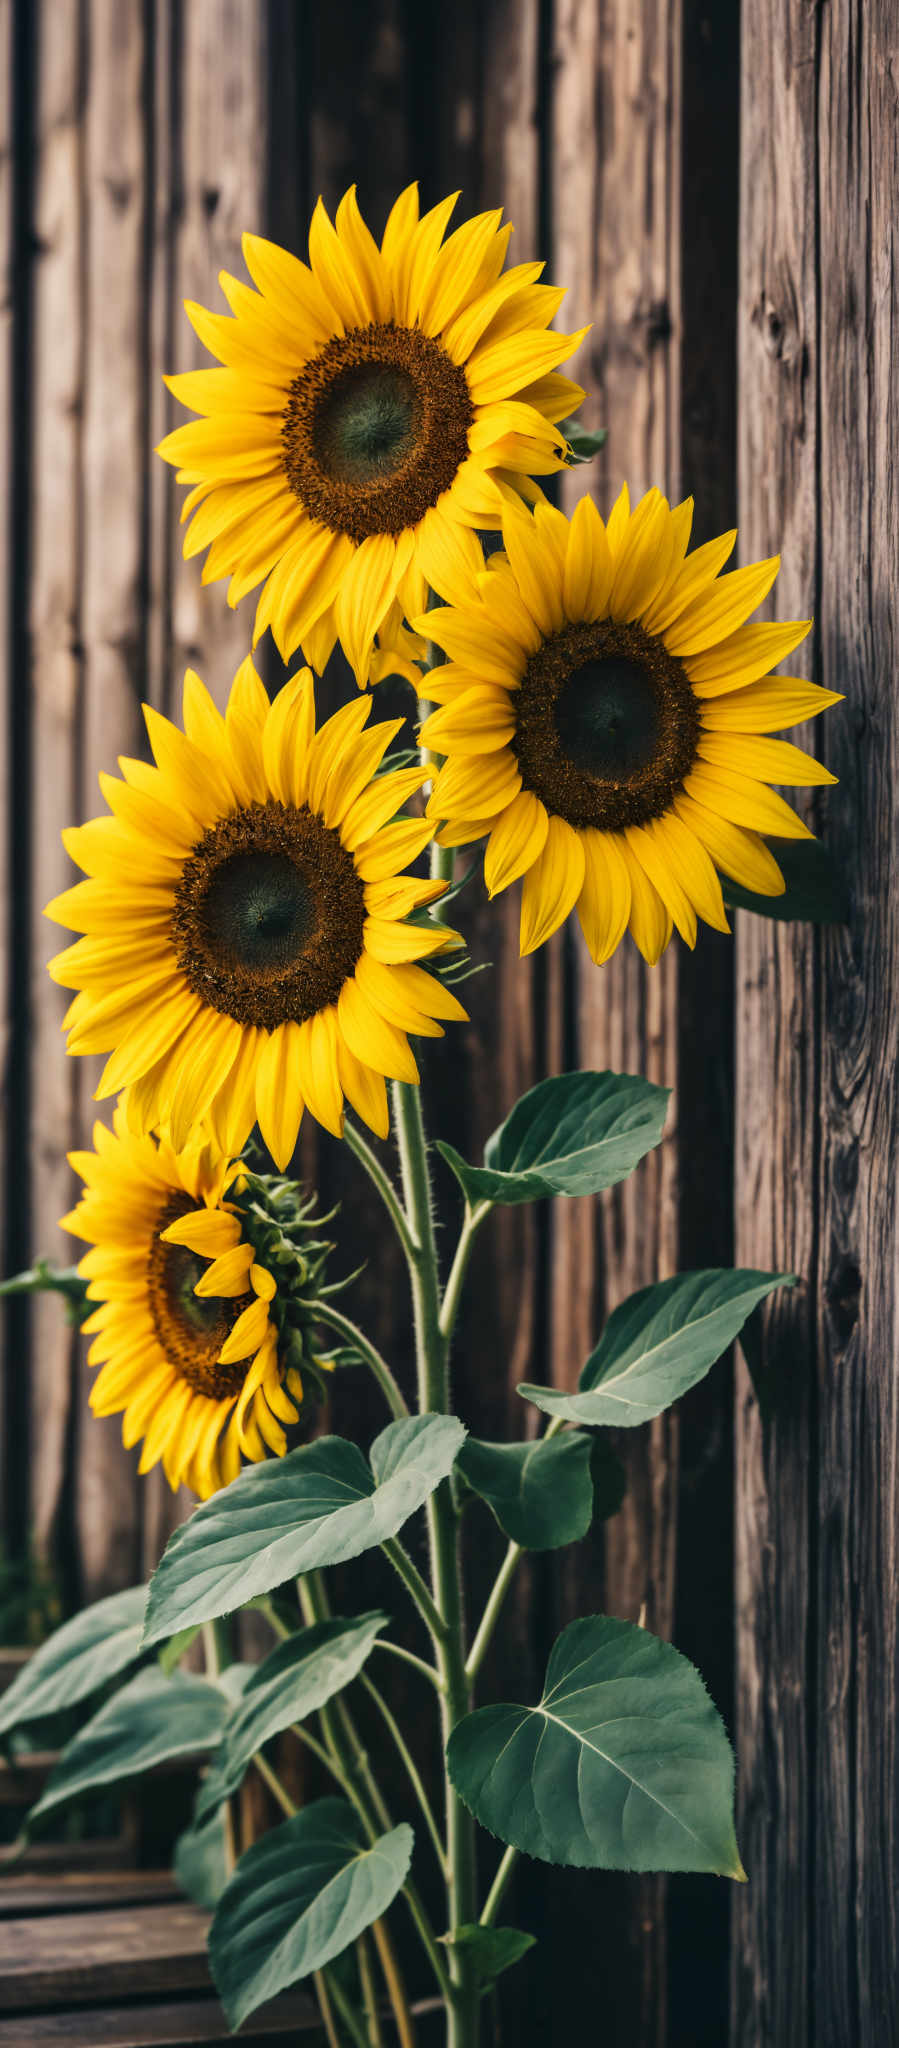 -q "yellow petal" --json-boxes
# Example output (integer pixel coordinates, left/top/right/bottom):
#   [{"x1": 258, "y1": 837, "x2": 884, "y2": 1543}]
[
  {"x1": 340, "y1": 766, "x2": 428, "y2": 852},
  {"x1": 483, "y1": 791, "x2": 549, "y2": 896},
  {"x1": 218, "y1": 1295, "x2": 272, "y2": 1365},
  {"x1": 700, "y1": 677, "x2": 843, "y2": 732},
  {"x1": 337, "y1": 979, "x2": 420, "y2": 1082},
  {"x1": 619, "y1": 837, "x2": 672, "y2": 964},
  {"x1": 295, "y1": 1008, "x2": 345, "y2": 1138},
  {"x1": 648, "y1": 813, "x2": 730, "y2": 934},
  {"x1": 575, "y1": 828, "x2": 632, "y2": 964},
  {"x1": 194, "y1": 1243, "x2": 255, "y2": 1298},
  {"x1": 501, "y1": 502, "x2": 566, "y2": 636},
  {"x1": 685, "y1": 764, "x2": 814, "y2": 839},
  {"x1": 255, "y1": 1023, "x2": 305, "y2": 1171},
  {"x1": 420, "y1": 687, "x2": 517, "y2": 757},
  {"x1": 363, "y1": 917, "x2": 461, "y2": 964},
  {"x1": 697, "y1": 734, "x2": 837, "y2": 786},
  {"x1": 335, "y1": 533, "x2": 411, "y2": 689},
  {"x1": 563, "y1": 495, "x2": 613, "y2": 622},
  {"x1": 673, "y1": 792, "x2": 786, "y2": 897},
  {"x1": 337, "y1": 1038, "x2": 390, "y2": 1140},
  {"x1": 160, "y1": 1208, "x2": 241, "y2": 1257},
  {"x1": 519, "y1": 815, "x2": 586, "y2": 954},
  {"x1": 625, "y1": 823, "x2": 698, "y2": 948},
  {"x1": 684, "y1": 617, "x2": 813, "y2": 695},
  {"x1": 664, "y1": 557, "x2": 781, "y2": 656}
]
